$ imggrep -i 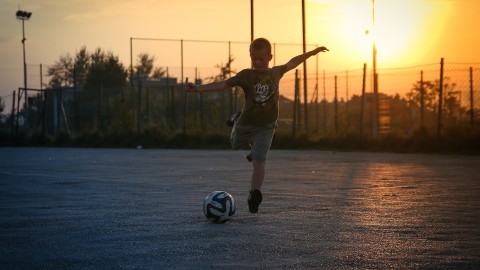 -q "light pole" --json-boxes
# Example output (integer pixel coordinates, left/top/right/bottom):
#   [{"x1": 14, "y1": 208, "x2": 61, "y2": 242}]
[
  {"x1": 250, "y1": 0, "x2": 254, "y2": 42},
  {"x1": 16, "y1": 10, "x2": 32, "y2": 127},
  {"x1": 369, "y1": 0, "x2": 379, "y2": 136}
]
